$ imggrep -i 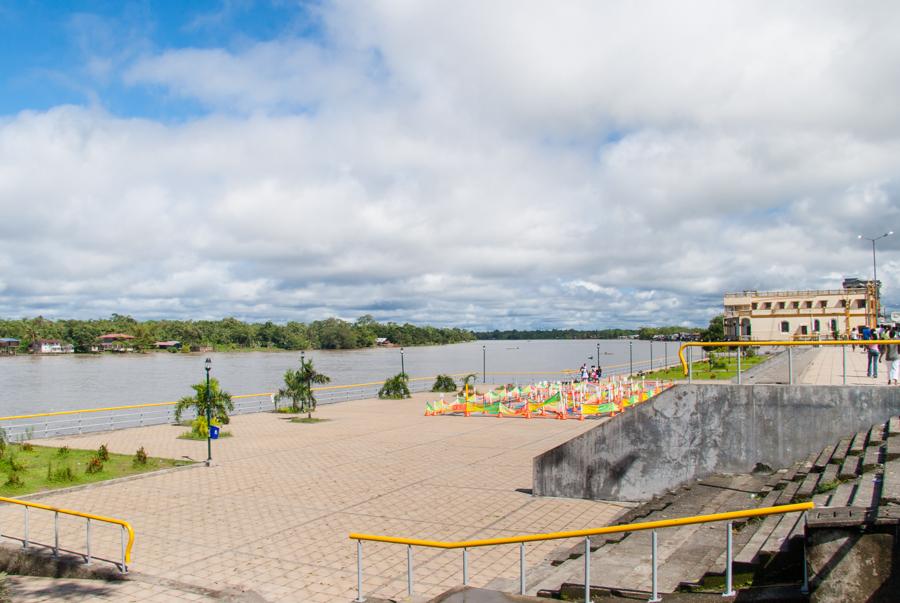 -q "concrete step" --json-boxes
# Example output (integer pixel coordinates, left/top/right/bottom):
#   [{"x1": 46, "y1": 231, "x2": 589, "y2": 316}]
[
  {"x1": 862, "y1": 445, "x2": 882, "y2": 472},
  {"x1": 758, "y1": 511, "x2": 803, "y2": 558},
  {"x1": 838, "y1": 455, "x2": 861, "y2": 480},
  {"x1": 813, "y1": 444, "x2": 836, "y2": 472},
  {"x1": 849, "y1": 473, "x2": 879, "y2": 508},
  {"x1": 829, "y1": 437, "x2": 852, "y2": 466},
  {"x1": 880, "y1": 459, "x2": 900, "y2": 505},
  {"x1": 888, "y1": 416, "x2": 900, "y2": 438},
  {"x1": 733, "y1": 482, "x2": 801, "y2": 565},
  {"x1": 818, "y1": 464, "x2": 839, "y2": 489},
  {"x1": 885, "y1": 439, "x2": 900, "y2": 462},
  {"x1": 795, "y1": 471, "x2": 820, "y2": 500},
  {"x1": 848, "y1": 431, "x2": 867, "y2": 456},
  {"x1": 868, "y1": 423, "x2": 885, "y2": 446},
  {"x1": 825, "y1": 481, "x2": 856, "y2": 508}
]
